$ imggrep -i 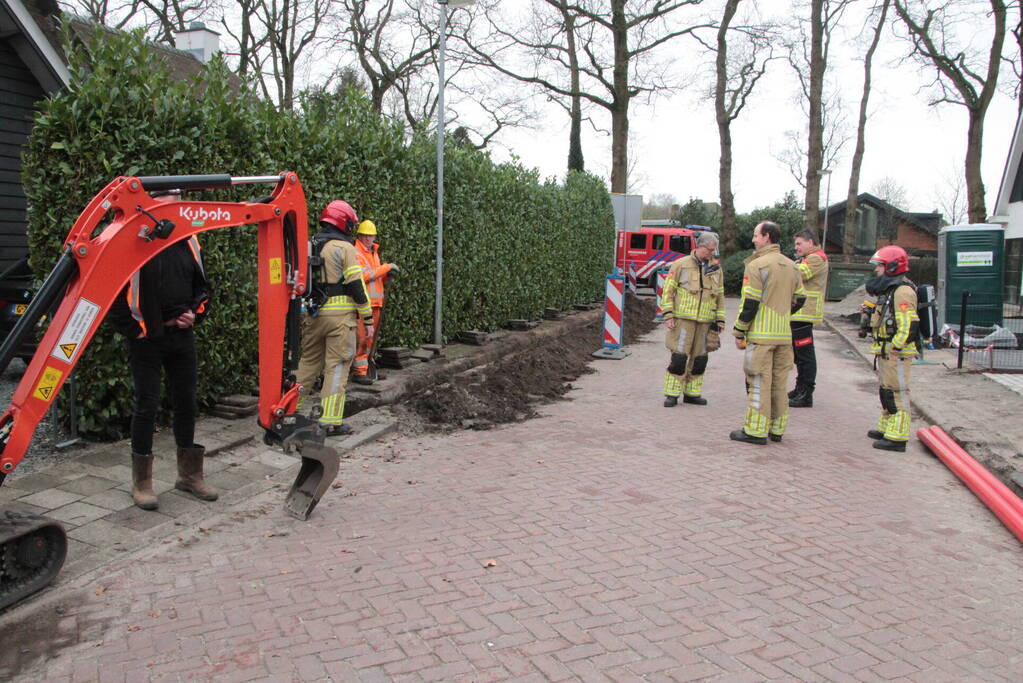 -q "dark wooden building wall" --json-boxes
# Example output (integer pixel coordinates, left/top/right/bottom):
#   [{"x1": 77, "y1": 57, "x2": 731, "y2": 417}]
[{"x1": 0, "y1": 37, "x2": 42, "y2": 275}]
